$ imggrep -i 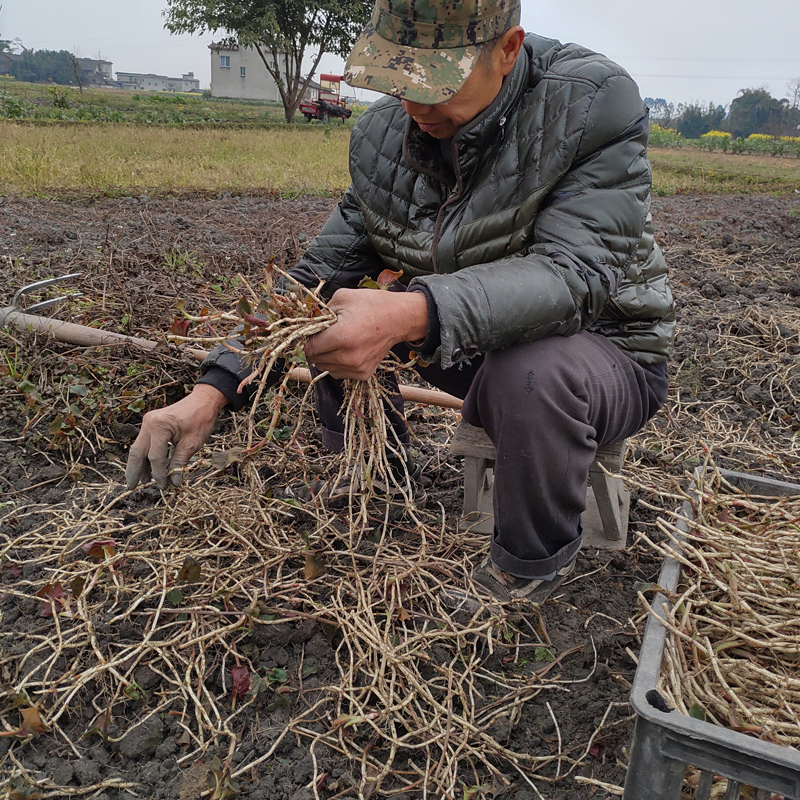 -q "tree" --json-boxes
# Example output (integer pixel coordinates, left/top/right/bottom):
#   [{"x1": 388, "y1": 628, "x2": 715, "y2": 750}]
[
  {"x1": 787, "y1": 78, "x2": 800, "y2": 110},
  {"x1": 644, "y1": 97, "x2": 675, "y2": 126},
  {"x1": 674, "y1": 102, "x2": 725, "y2": 139},
  {"x1": 163, "y1": 0, "x2": 371, "y2": 122},
  {"x1": 10, "y1": 49, "x2": 75, "y2": 84},
  {"x1": 727, "y1": 88, "x2": 784, "y2": 138}
]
